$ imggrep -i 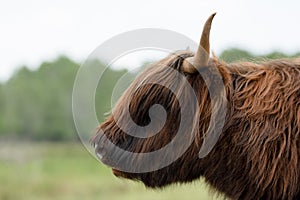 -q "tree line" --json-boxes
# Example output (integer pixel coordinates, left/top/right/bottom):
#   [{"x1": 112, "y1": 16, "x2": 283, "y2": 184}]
[{"x1": 0, "y1": 48, "x2": 299, "y2": 141}]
